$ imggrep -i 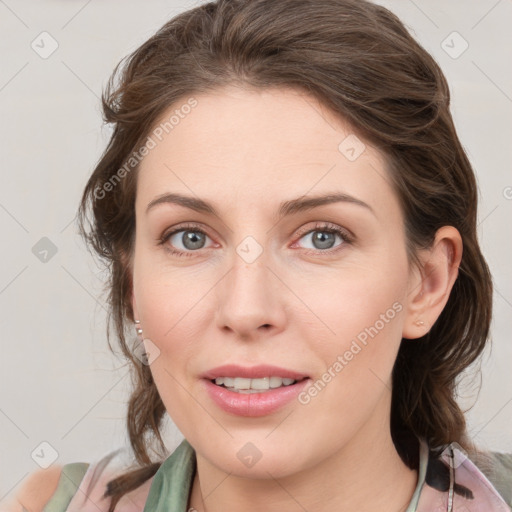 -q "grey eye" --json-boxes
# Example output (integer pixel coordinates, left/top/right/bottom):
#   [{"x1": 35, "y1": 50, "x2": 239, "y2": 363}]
[
  {"x1": 298, "y1": 230, "x2": 343, "y2": 250},
  {"x1": 170, "y1": 230, "x2": 208, "y2": 250}
]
